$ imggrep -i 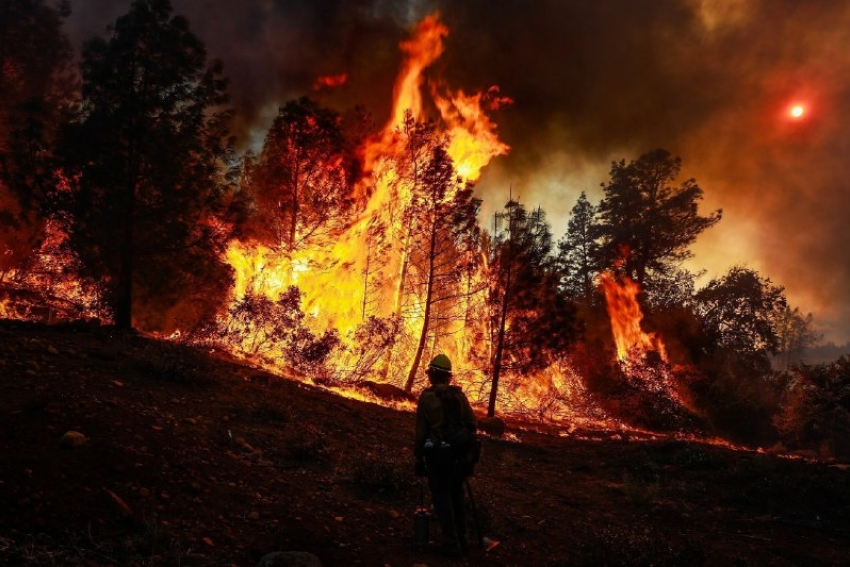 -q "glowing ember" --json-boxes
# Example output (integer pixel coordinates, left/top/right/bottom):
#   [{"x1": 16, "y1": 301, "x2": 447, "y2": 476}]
[{"x1": 313, "y1": 73, "x2": 348, "y2": 91}]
